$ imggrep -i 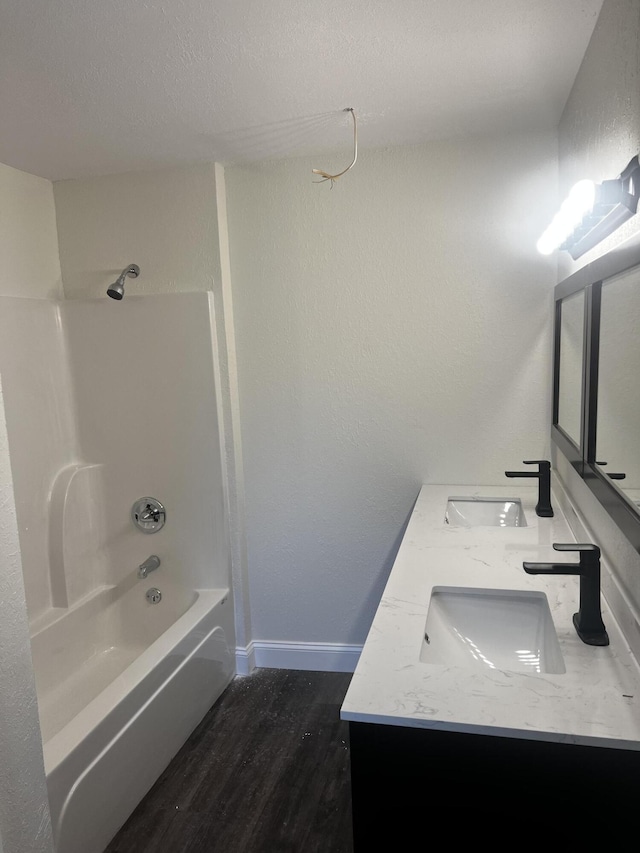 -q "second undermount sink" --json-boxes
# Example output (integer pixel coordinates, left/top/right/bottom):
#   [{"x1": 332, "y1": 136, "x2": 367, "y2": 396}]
[
  {"x1": 420, "y1": 586, "x2": 565, "y2": 674},
  {"x1": 445, "y1": 497, "x2": 527, "y2": 527}
]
